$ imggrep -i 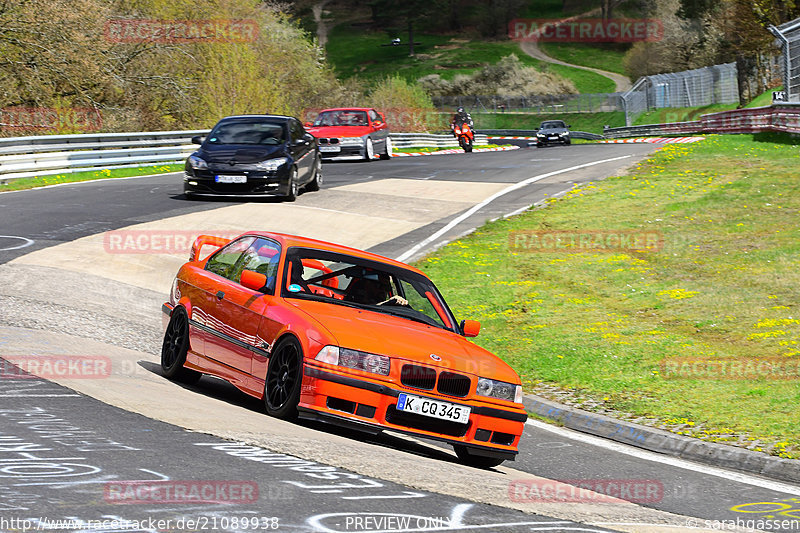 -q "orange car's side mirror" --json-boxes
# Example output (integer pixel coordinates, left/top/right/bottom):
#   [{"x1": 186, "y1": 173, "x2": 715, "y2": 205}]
[
  {"x1": 461, "y1": 319, "x2": 480, "y2": 337},
  {"x1": 240, "y1": 270, "x2": 267, "y2": 292}
]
